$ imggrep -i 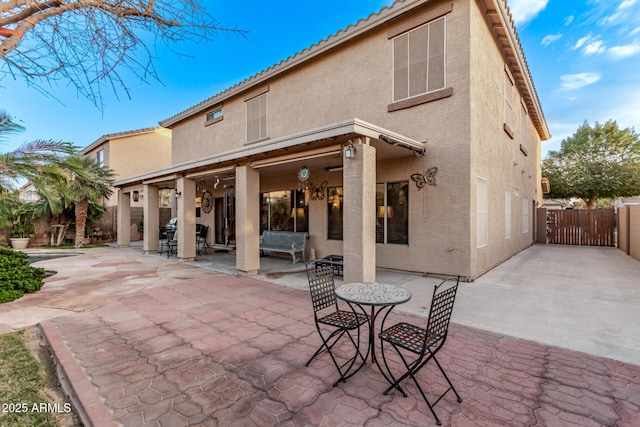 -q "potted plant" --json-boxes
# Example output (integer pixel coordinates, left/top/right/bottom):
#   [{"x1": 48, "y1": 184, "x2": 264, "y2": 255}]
[{"x1": 9, "y1": 202, "x2": 36, "y2": 250}]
